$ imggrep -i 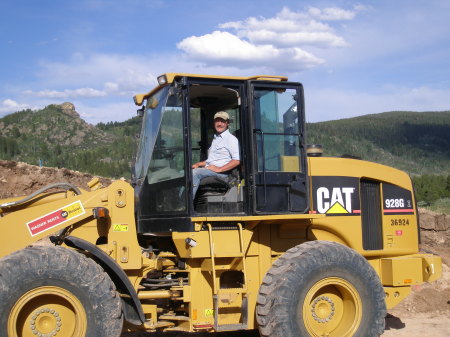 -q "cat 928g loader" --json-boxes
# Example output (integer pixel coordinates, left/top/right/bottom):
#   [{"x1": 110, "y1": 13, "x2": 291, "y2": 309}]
[{"x1": 0, "y1": 73, "x2": 442, "y2": 337}]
